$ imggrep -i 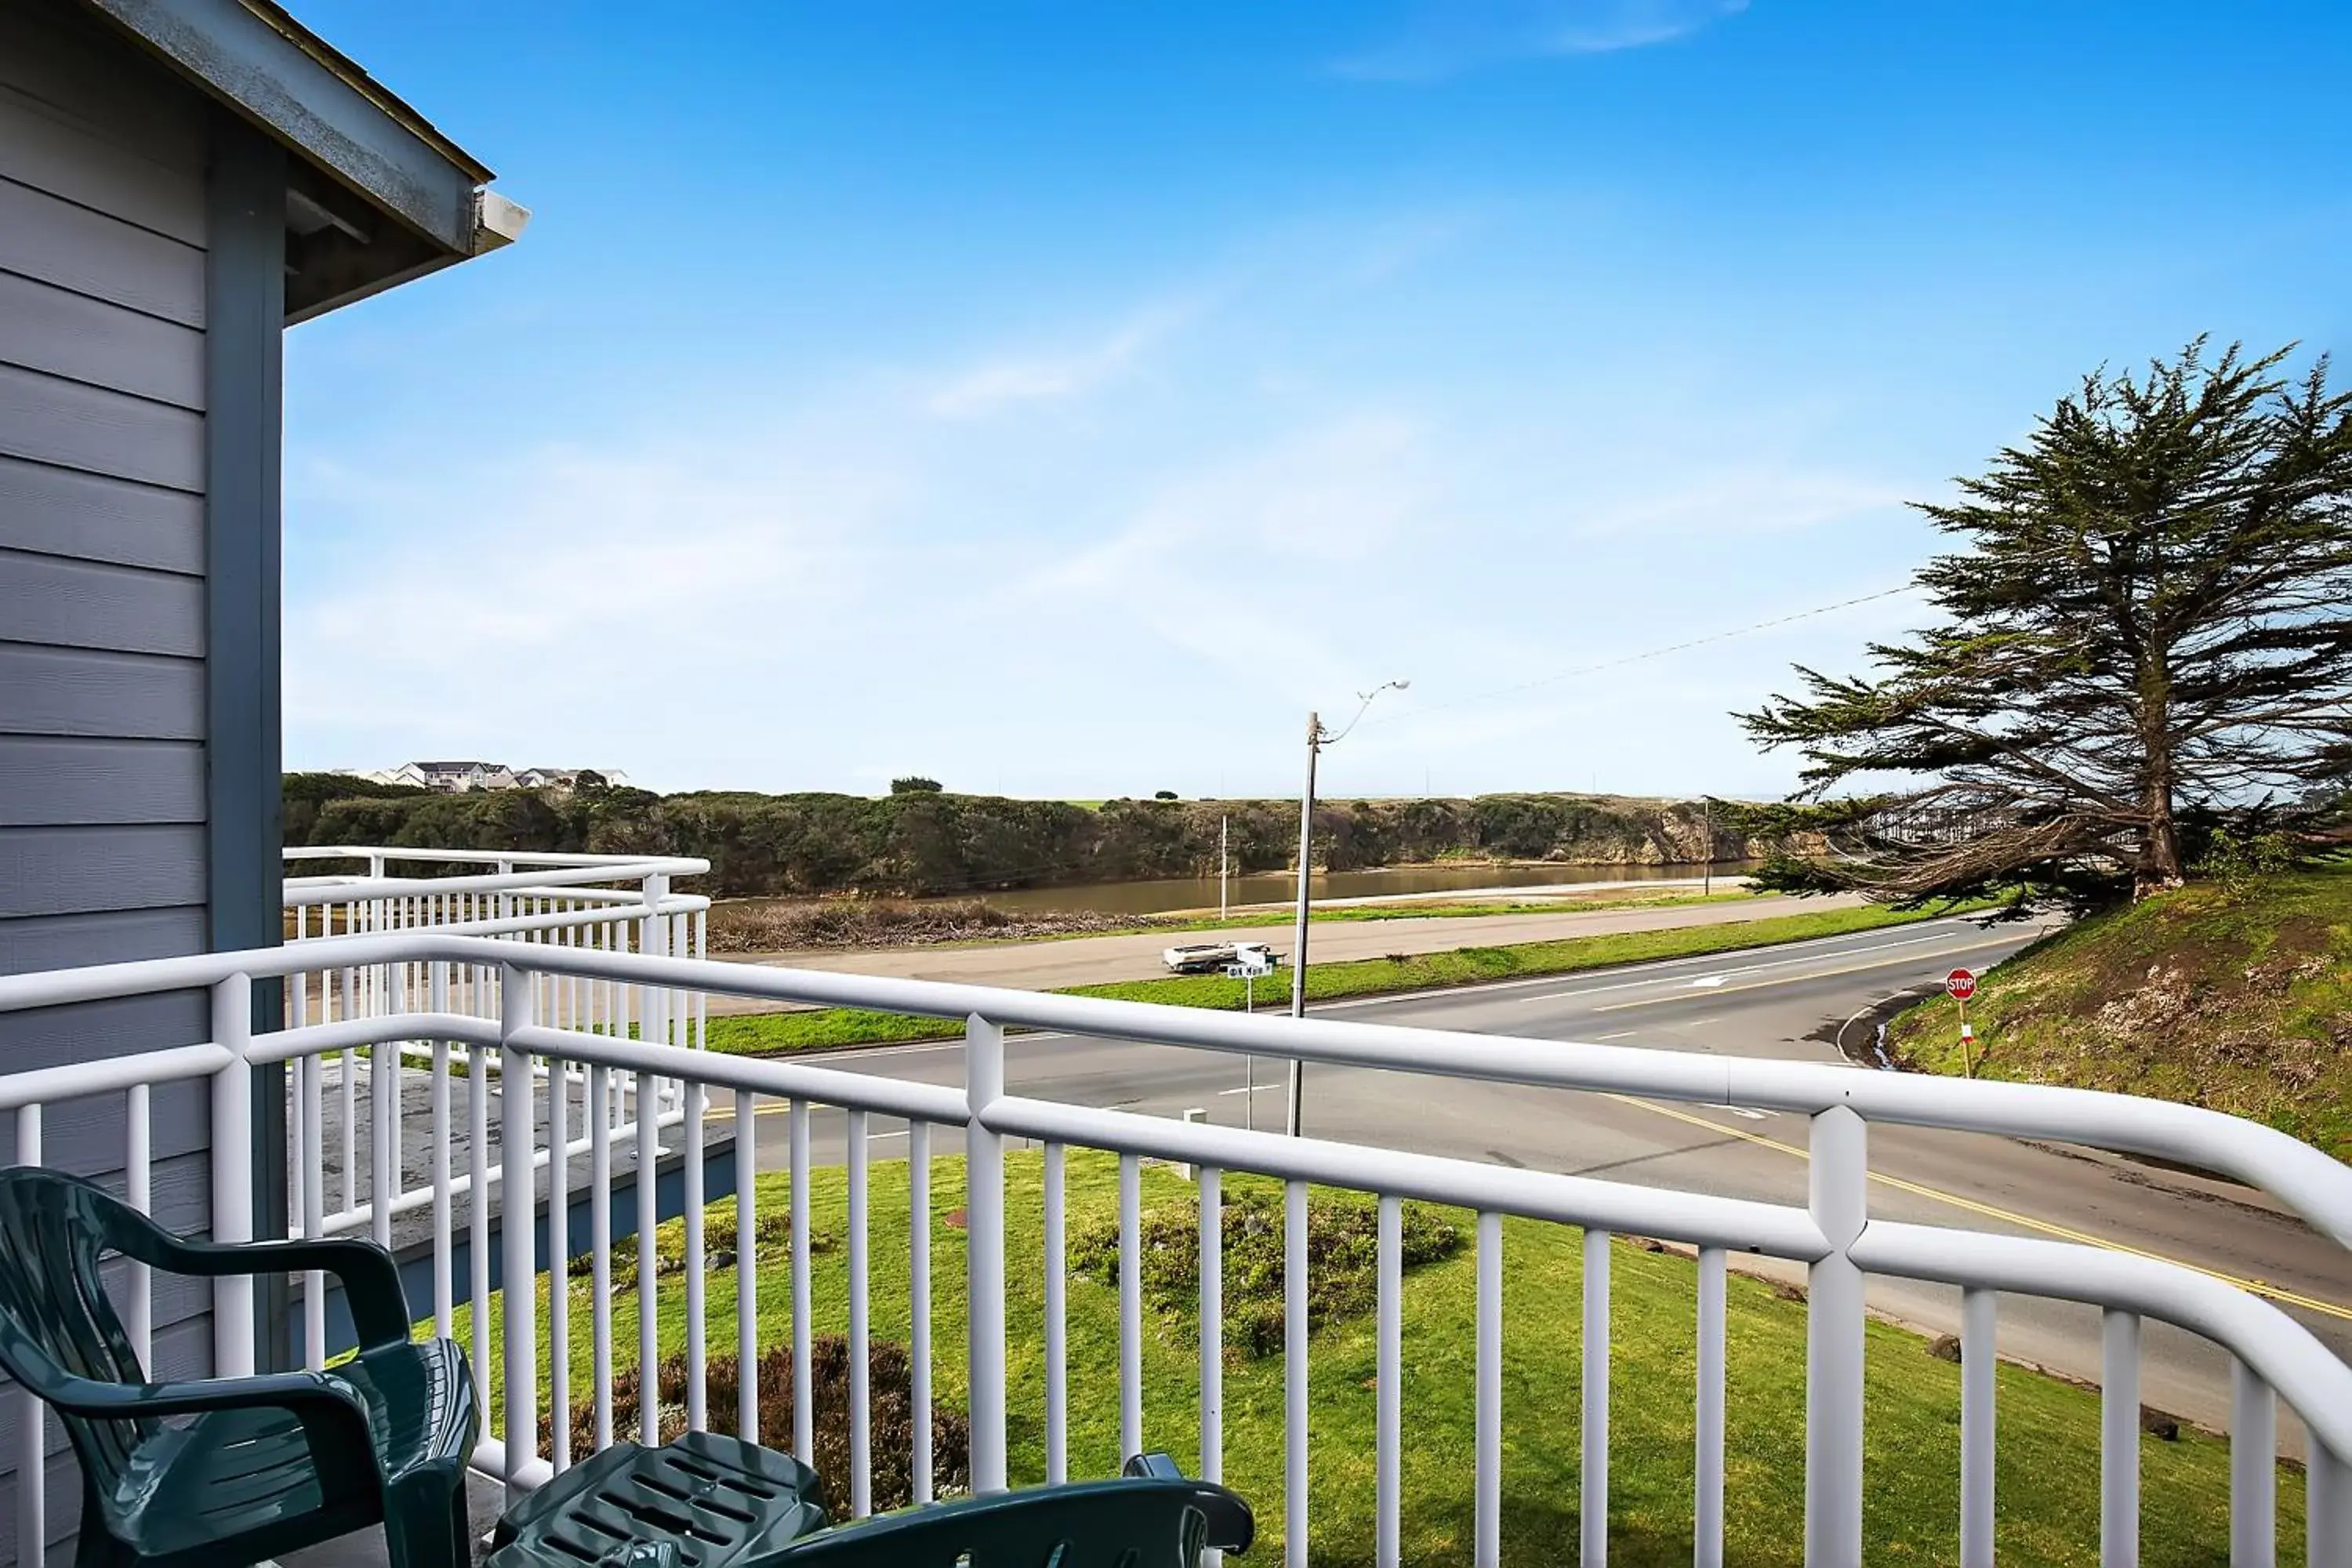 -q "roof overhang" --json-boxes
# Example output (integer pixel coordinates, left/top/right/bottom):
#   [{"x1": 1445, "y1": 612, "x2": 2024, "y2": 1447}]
[{"x1": 74, "y1": 0, "x2": 528, "y2": 321}]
